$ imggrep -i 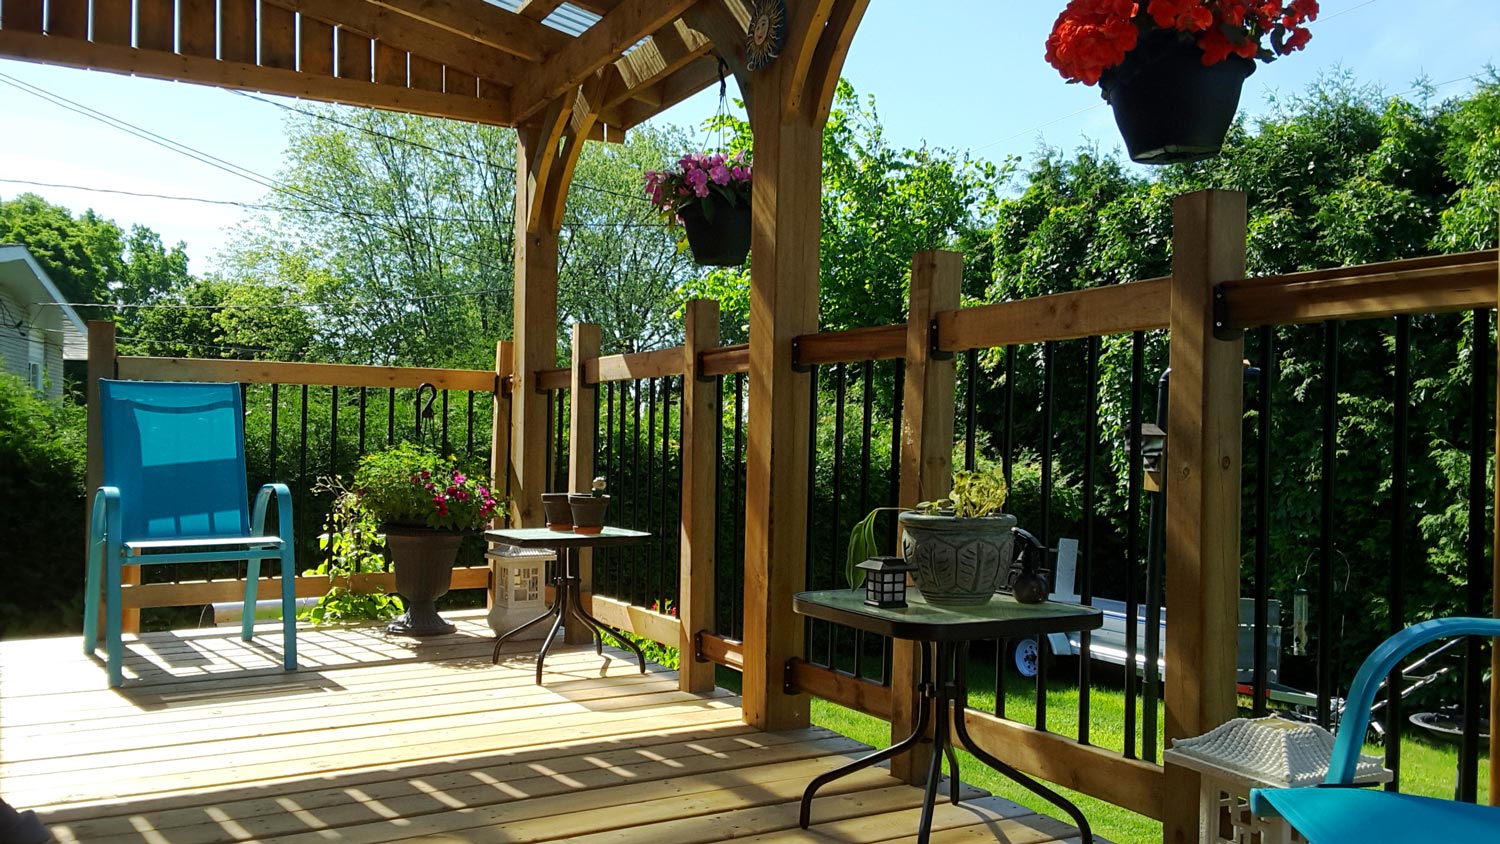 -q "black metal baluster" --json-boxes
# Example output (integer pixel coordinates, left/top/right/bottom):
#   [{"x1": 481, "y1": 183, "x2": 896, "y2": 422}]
[
  {"x1": 358, "y1": 387, "x2": 368, "y2": 457},
  {"x1": 884, "y1": 360, "x2": 904, "y2": 687},
  {"x1": 645, "y1": 378, "x2": 658, "y2": 607},
  {"x1": 466, "y1": 391, "x2": 475, "y2": 455},
  {"x1": 714, "y1": 376, "x2": 726, "y2": 633},
  {"x1": 269, "y1": 384, "x2": 280, "y2": 480},
  {"x1": 544, "y1": 390, "x2": 555, "y2": 494},
  {"x1": 631, "y1": 380, "x2": 643, "y2": 604},
  {"x1": 1079, "y1": 335, "x2": 1100, "y2": 744},
  {"x1": 1003, "y1": 346, "x2": 1016, "y2": 487},
  {"x1": 1254, "y1": 326, "x2": 1275, "y2": 717},
  {"x1": 1143, "y1": 363, "x2": 1168, "y2": 764},
  {"x1": 805, "y1": 366, "x2": 822, "y2": 663},
  {"x1": 1036, "y1": 342, "x2": 1054, "y2": 732},
  {"x1": 1386, "y1": 315, "x2": 1409, "y2": 790},
  {"x1": 298, "y1": 385, "x2": 309, "y2": 543},
  {"x1": 330, "y1": 386, "x2": 339, "y2": 477},
  {"x1": 658, "y1": 377, "x2": 671, "y2": 609},
  {"x1": 386, "y1": 387, "x2": 395, "y2": 446},
  {"x1": 855, "y1": 360, "x2": 874, "y2": 679},
  {"x1": 965, "y1": 348, "x2": 978, "y2": 471},
  {"x1": 1124, "y1": 332, "x2": 1144, "y2": 758},
  {"x1": 1459, "y1": 309, "x2": 1488, "y2": 802},
  {"x1": 830, "y1": 364, "x2": 848, "y2": 668},
  {"x1": 1318, "y1": 322, "x2": 1337, "y2": 729},
  {"x1": 603, "y1": 381, "x2": 615, "y2": 595},
  {"x1": 733, "y1": 373, "x2": 746, "y2": 639},
  {"x1": 441, "y1": 389, "x2": 450, "y2": 454}
]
